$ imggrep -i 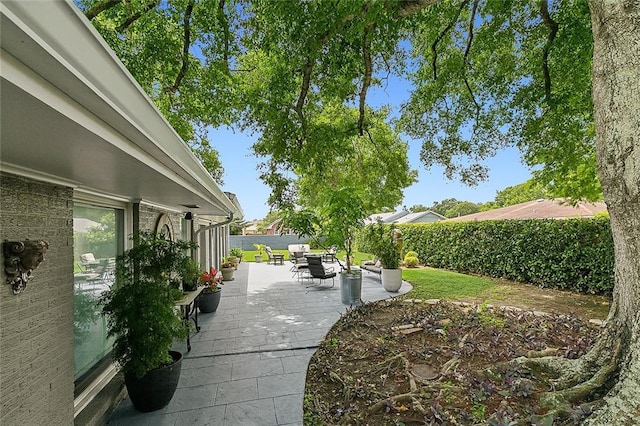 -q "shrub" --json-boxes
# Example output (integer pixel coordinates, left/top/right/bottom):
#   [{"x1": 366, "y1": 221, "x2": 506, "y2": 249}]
[
  {"x1": 358, "y1": 217, "x2": 614, "y2": 295},
  {"x1": 404, "y1": 256, "x2": 419, "y2": 268},
  {"x1": 405, "y1": 250, "x2": 419, "y2": 259}
]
